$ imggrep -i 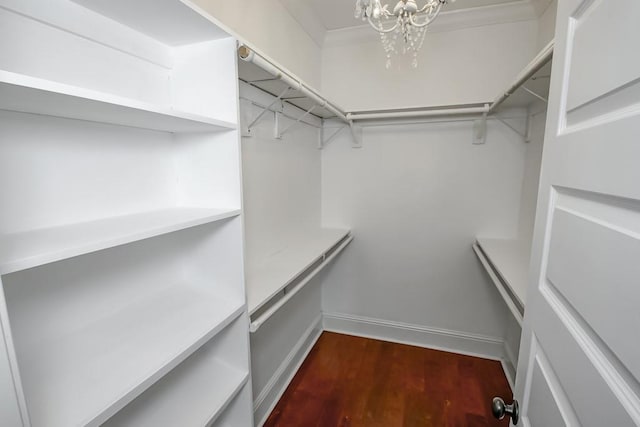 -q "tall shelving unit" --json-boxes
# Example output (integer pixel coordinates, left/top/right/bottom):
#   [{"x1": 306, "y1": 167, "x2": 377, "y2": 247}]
[{"x1": 0, "y1": 0, "x2": 252, "y2": 426}]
